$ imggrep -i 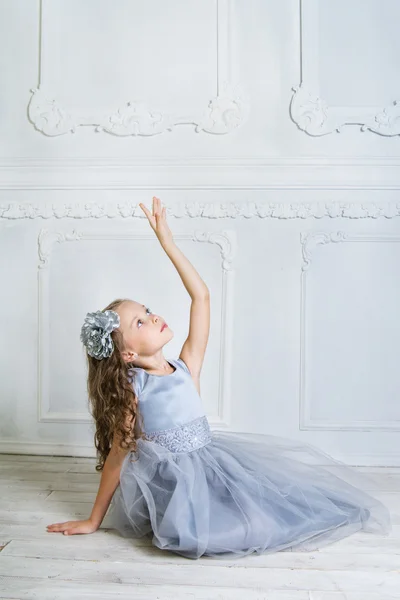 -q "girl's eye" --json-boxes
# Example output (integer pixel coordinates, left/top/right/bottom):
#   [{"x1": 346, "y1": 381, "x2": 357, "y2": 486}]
[{"x1": 138, "y1": 308, "x2": 151, "y2": 328}]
